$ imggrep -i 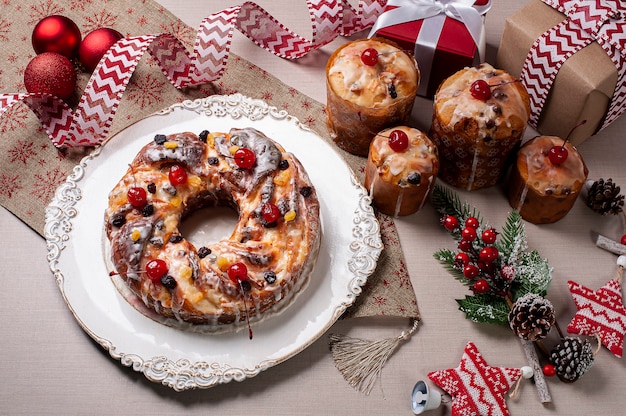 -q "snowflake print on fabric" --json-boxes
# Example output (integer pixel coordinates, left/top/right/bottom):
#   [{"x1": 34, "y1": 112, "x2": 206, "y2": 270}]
[
  {"x1": 0, "y1": 17, "x2": 11, "y2": 42},
  {"x1": 31, "y1": 166, "x2": 67, "y2": 202},
  {"x1": 28, "y1": 1, "x2": 66, "y2": 25},
  {"x1": 126, "y1": 73, "x2": 165, "y2": 109},
  {"x1": 83, "y1": 9, "x2": 118, "y2": 32},
  {"x1": 428, "y1": 342, "x2": 522, "y2": 416},
  {"x1": 567, "y1": 279, "x2": 626, "y2": 358},
  {"x1": 0, "y1": 173, "x2": 22, "y2": 199},
  {"x1": 8, "y1": 140, "x2": 37, "y2": 164}
]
